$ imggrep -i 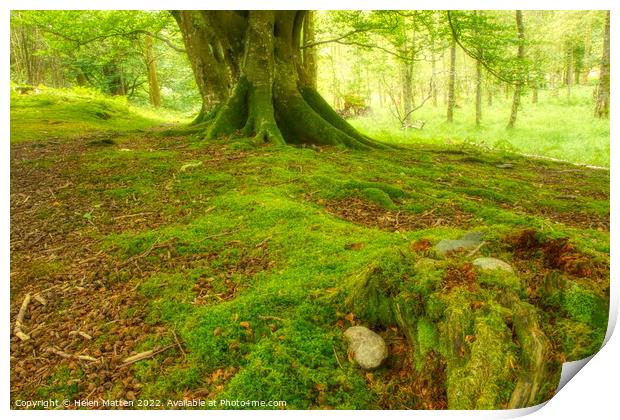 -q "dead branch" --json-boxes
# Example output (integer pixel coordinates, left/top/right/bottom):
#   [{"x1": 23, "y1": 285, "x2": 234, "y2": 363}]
[
  {"x1": 47, "y1": 347, "x2": 98, "y2": 362},
  {"x1": 113, "y1": 212, "x2": 155, "y2": 220},
  {"x1": 333, "y1": 345, "x2": 344, "y2": 369},
  {"x1": 14, "y1": 294, "x2": 31, "y2": 341},
  {"x1": 33, "y1": 293, "x2": 47, "y2": 306},
  {"x1": 119, "y1": 343, "x2": 176, "y2": 367},
  {"x1": 466, "y1": 241, "x2": 487, "y2": 258},
  {"x1": 118, "y1": 237, "x2": 176, "y2": 268},
  {"x1": 172, "y1": 330, "x2": 186, "y2": 359},
  {"x1": 258, "y1": 315, "x2": 285, "y2": 322}
]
